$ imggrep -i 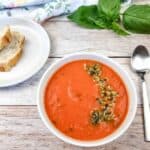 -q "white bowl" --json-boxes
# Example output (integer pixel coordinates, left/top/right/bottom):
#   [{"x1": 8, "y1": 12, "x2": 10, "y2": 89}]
[{"x1": 37, "y1": 52, "x2": 137, "y2": 147}]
